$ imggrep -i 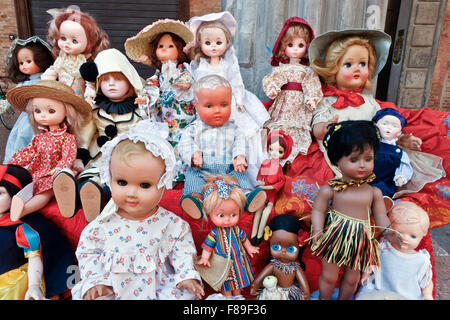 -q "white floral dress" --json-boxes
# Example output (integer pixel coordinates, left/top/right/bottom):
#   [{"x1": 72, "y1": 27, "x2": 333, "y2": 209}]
[{"x1": 71, "y1": 200, "x2": 202, "y2": 300}]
